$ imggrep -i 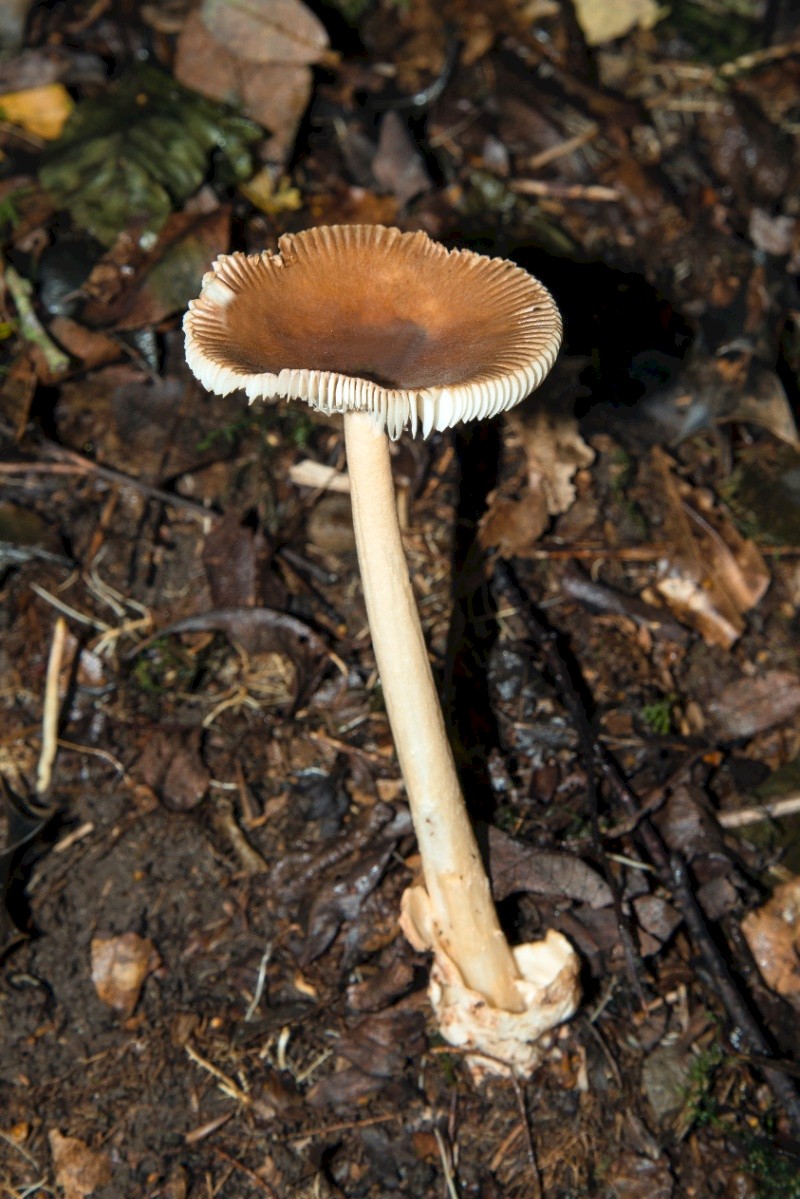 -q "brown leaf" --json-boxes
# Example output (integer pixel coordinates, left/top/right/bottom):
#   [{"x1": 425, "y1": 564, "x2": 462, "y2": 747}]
[
  {"x1": 741, "y1": 877, "x2": 800, "y2": 1009},
  {"x1": 480, "y1": 401, "x2": 594, "y2": 555},
  {"x1": 80, "y1": 209, "x2": 231, "y2": 331},
  {"x1": 141, "y1": 608, "x2": 329, "y2": 709},
  {"x1": 373, "y1": 112, "x2": 432, "y2": 206},
  {"x1": 707, "y1": 671, "x2": 800, "y2": 741},
  {"x1": 346, "y1": 954, "x2": 415, "y2": 1012},
  {"x1": 648, "y1": 448, "x2": 769, "y2": 648},
  {"x1": 487, "y1": 825, "x2": 613, "y2": 908},
  {"x1": 603, "y1": 1150, "x2": 674, "y2": 1199},
  {"x1": 202, "y1": 511, "x2": 273, "y2": 610},
  {"x1": 49, "y1": 1131, "x2": 112, "y2": 1199},
  {"x1": 174, "y1": 2, "x2": 328, "y2": 162},
  {"x1": 200, "y1": 0, "x2": 328, "y2": 65},
  {"x1": 135, "y1": 726, "x2": 210, "y2": 812},
  {"x1": 48, "y1": 317, "x2": 120, "y2": 371},
  {"x1": 90, "y1": 932, "x2": 161, "y2": 1017},
  {"x1": 335, "y1": 1008, "x2": 426, "y2": 1078}
]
